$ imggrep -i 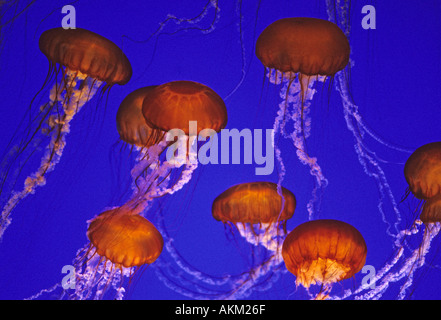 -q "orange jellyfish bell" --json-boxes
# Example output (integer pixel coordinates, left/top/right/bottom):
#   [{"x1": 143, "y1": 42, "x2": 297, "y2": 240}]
[
  {"x1": 404, "y1": 142, "x2": 441, "y2": 225},
  {"x1": 282, "y1": 219, "x2": 367, "y2": 289},
  {"x1": 39, "y1": 27, "x2": 132, "y2": 85},
  {"x1": 87, "y1": 209, "x2": 163, "y2": 268},
  {"x1": 404, "y1": 142, "x2": 441, "y2": 200},
  {"x1": 142, "y1": 80, "x2": 228, "y2": 134},
  {"x1": 212, "y1": 181, "x2": 296, "y2": 230},
  {"x1": 255, "y1": 17, "x2": 350, "y2": 77},
  {"x1": 116, "y1": 86, "x2": 162, "y2": 147}
]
